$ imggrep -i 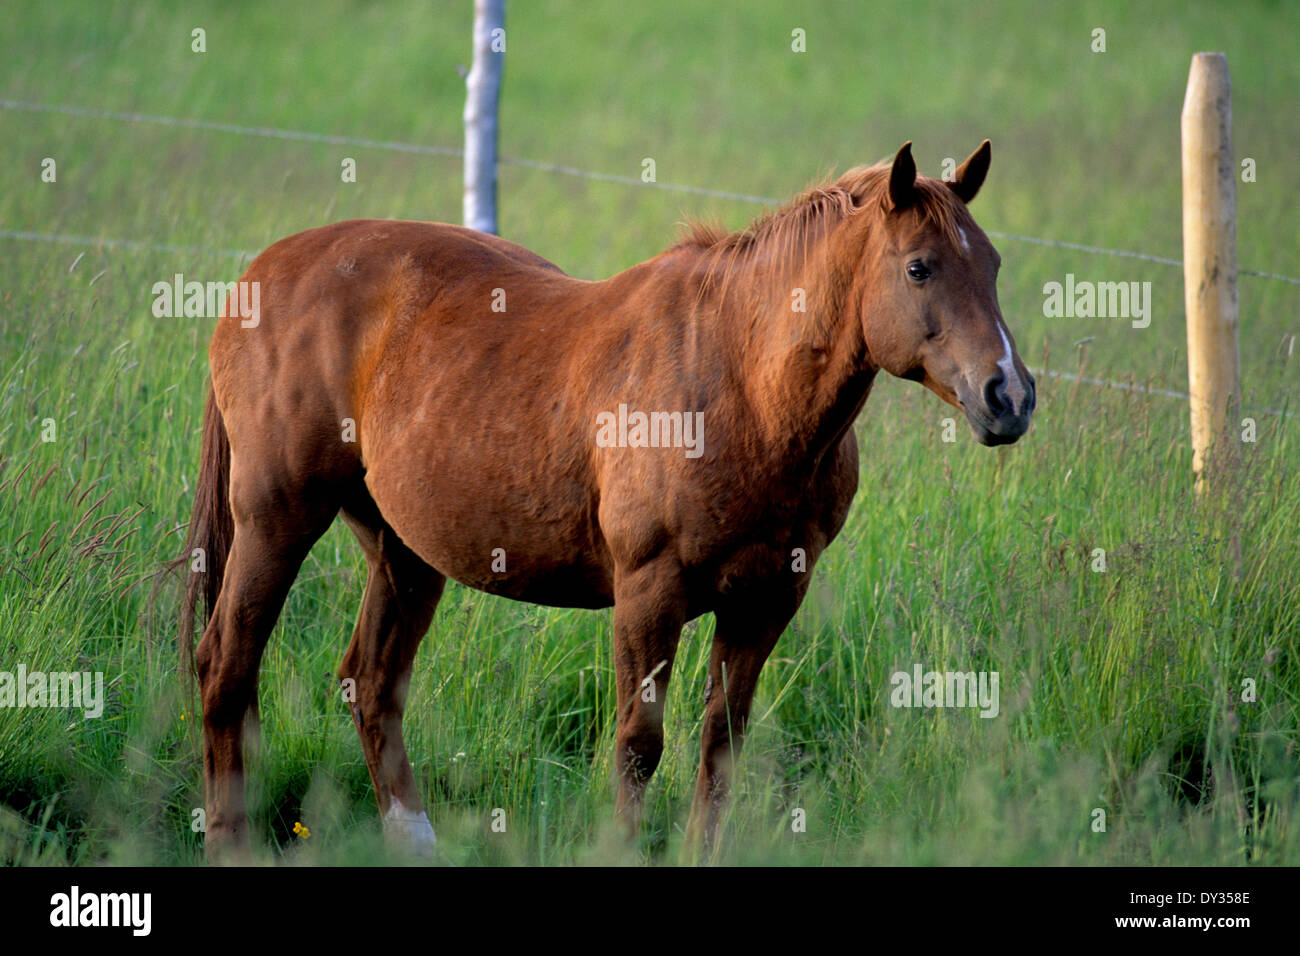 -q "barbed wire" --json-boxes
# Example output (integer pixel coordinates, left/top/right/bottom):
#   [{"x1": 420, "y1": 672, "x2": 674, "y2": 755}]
[
  {"x1": 1, "y1": 98, "x2": 1294, "y2": 418},
  {"x1": 0, "y1": 99, "x2": 773, "y2": 203},
  {"x1": 0, "y1": 228, "x2": 253, "y2": 260},
  {"x1": 0, "y1": 227, "x2": 1290, "y2": 418},
  {"x1": 4, "y1": 98, "x2": 1298, "y2": 285},
  {"x1": 1028, "y1": 368, "x2": 1291, "y2": 419}
]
